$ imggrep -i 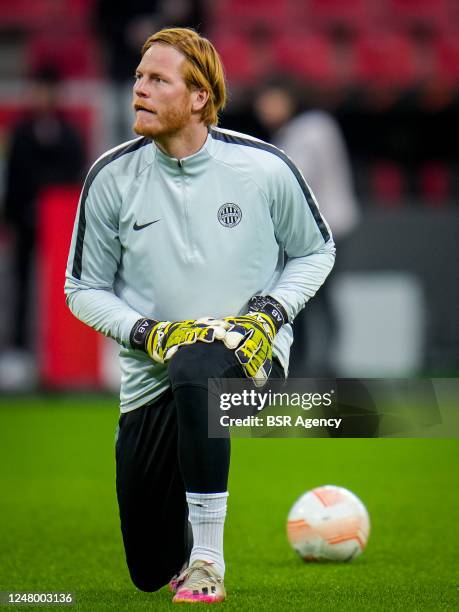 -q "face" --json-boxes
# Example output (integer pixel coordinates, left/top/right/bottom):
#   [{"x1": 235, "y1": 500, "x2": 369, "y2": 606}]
[
  {"x1": 32, "y1": 82, "x2": 59, "y2": 112},
  {"x1": 133, "y1": 43, "x2": 197, "y2": 139},
  {"x1": 254, "y1": 88, "x2": 294, "y2": 131}
]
